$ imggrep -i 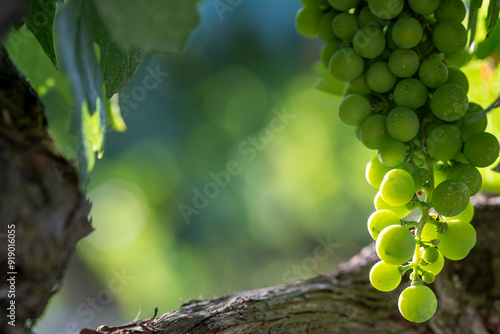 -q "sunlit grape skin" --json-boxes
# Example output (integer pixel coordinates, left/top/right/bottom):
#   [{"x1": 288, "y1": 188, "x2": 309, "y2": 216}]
[
  {"x1": 376, "y1": 225, "x2": 415, "y2": 265},
  {"x1": 370, "y1": 261, "x2": 402, "y2": 291},
  {"x1": 399, "y1": 285, "x2": 437, "y2": 323}
]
